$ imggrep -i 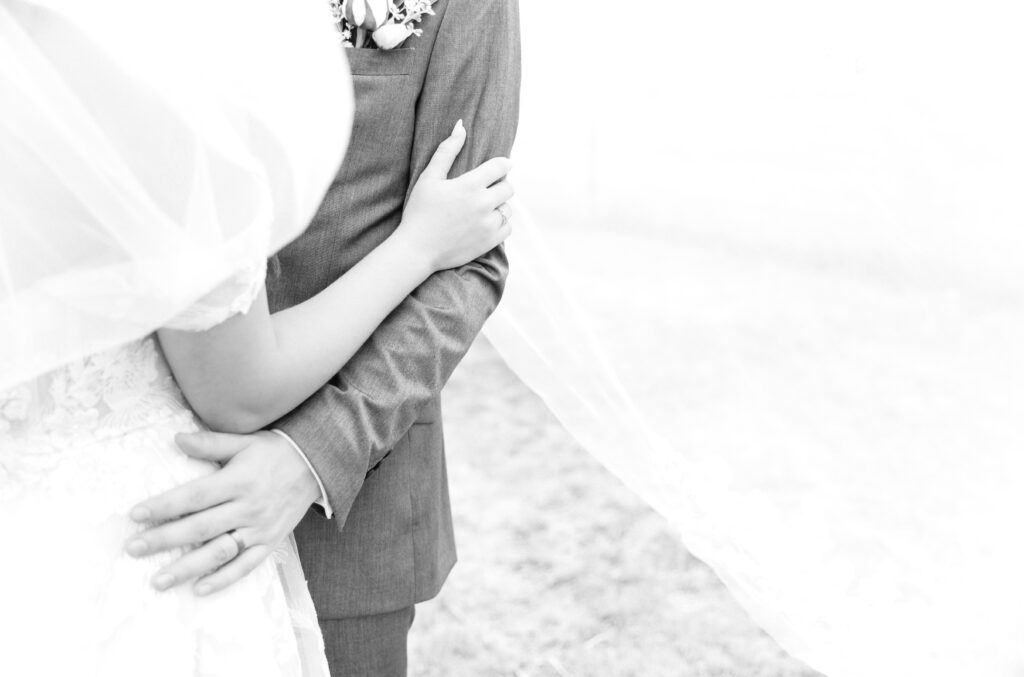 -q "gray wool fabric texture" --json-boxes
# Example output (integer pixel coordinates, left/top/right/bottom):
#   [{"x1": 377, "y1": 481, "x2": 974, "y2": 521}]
[{"x1": 267, "y1": 0, "x2": 521, "y2": 638}]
